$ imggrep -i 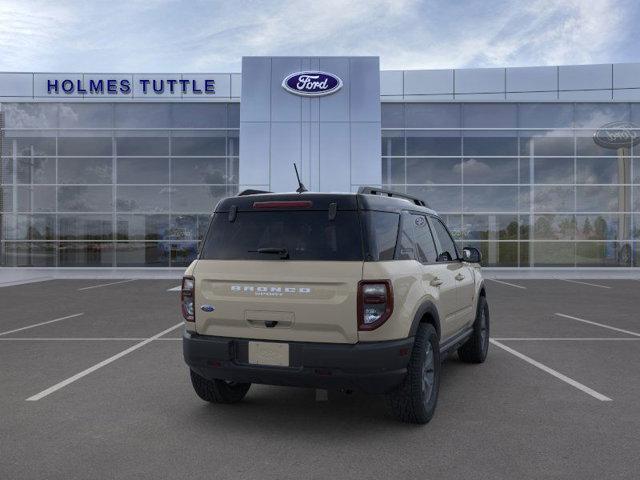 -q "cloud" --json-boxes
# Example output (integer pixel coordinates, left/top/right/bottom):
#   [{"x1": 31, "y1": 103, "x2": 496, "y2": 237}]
[{"x1": 0, "y1": 0, "x2": 636, "y2": 72}]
